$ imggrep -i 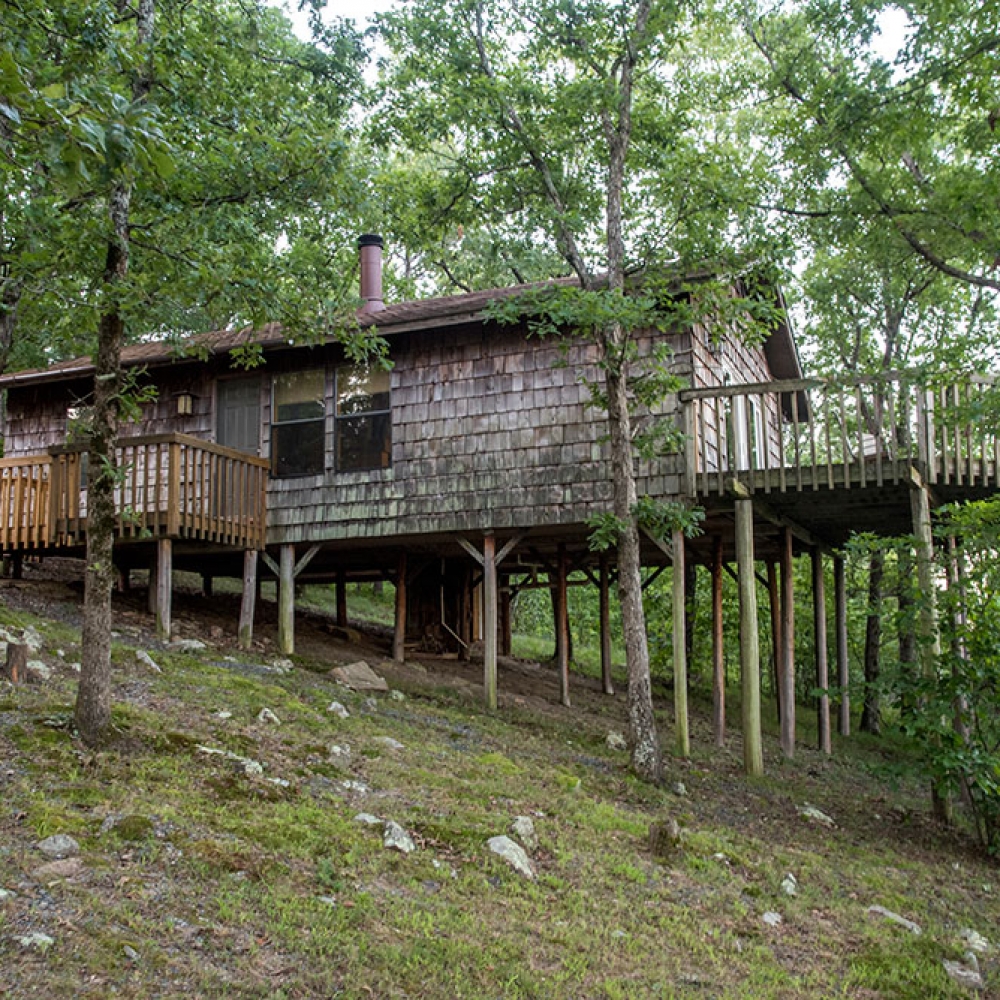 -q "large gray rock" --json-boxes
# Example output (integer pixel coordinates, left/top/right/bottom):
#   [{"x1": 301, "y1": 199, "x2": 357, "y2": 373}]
[
  {"x1": 487, "y1": 835, "x2": 535, "y2": 879},
  {"x1": 867, "y1": 904, "x2": 922, "y2": 935},
  {"x1": 331, "y1": 661, "x2": 388, "y2": 692},
  {"x1": 36, "y1": 834, "x2": 80, "y2": 859},
  {"x1": 384, "y1": 821, "x2": 416, "y2": 854},
  {"x1": 942, "y1": 955, "x2": 983, "y2": 991},
  {"x1": 327, "y1": 701, "x2": 350, "y2": 719}
]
